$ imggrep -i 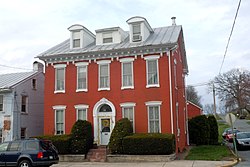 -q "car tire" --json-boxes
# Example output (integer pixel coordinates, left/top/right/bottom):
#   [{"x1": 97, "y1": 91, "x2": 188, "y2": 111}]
[{"x1": 18, "y1": 160, "x2": 32, "y2": 167}]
